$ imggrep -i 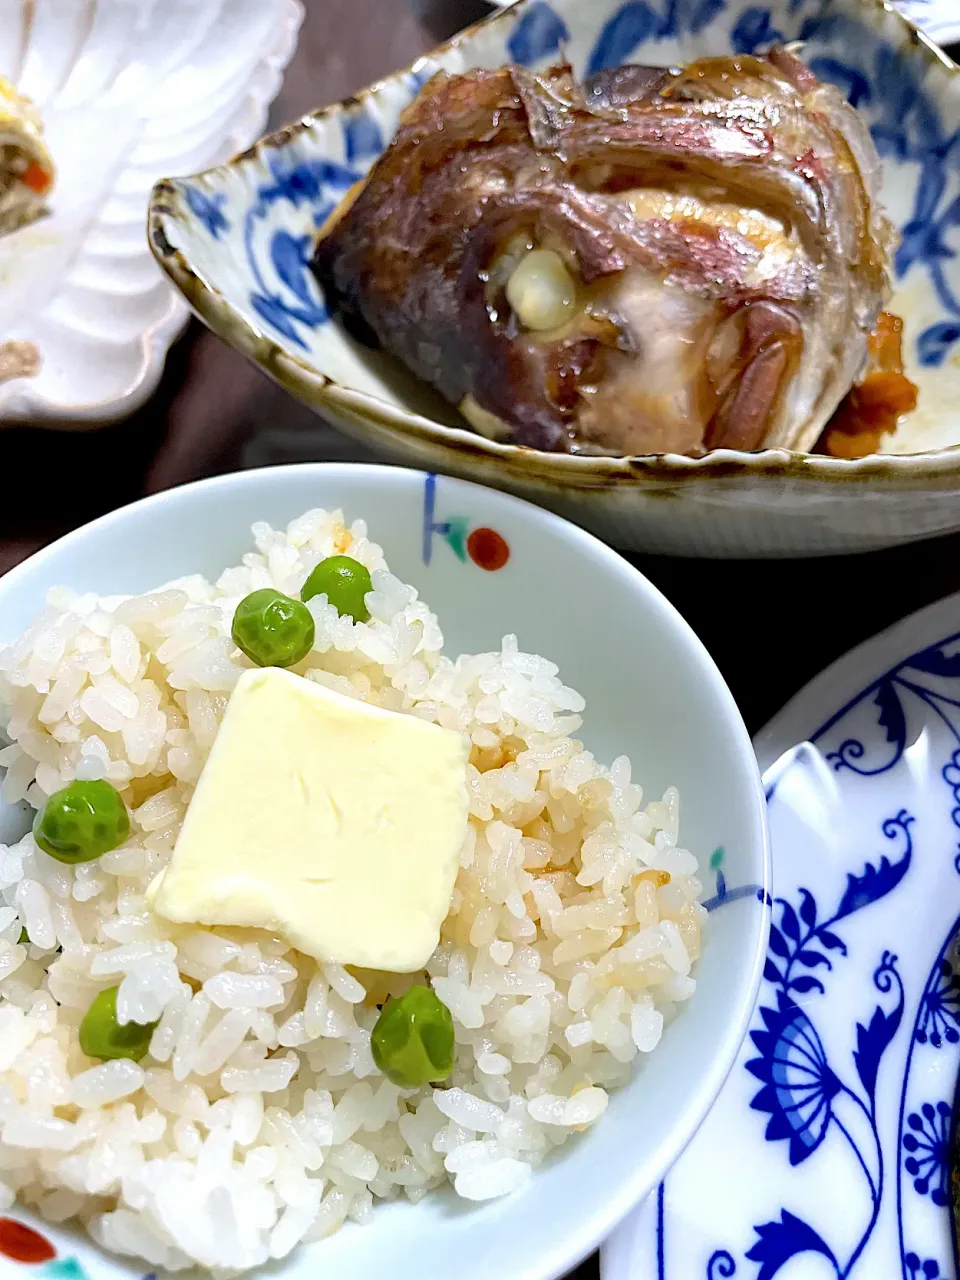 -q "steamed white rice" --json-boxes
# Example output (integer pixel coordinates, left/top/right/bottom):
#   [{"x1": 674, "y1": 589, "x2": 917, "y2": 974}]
[{"x1": 0, "y1": 508, "x2": 704, "y2": 1272}]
